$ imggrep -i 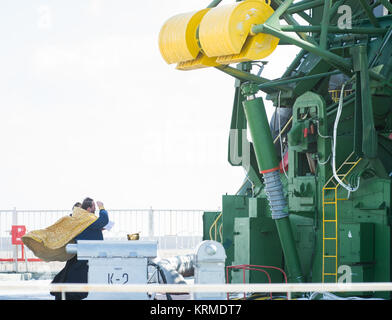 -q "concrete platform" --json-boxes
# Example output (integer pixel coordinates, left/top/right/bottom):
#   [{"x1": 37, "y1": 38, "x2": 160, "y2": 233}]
[
  {"x1": 0, "y1": 279, "x2": 191, "y2": 300},
  {"x1": 0, "y1": 280, "x2": 53, "y2": 300},
  {"x1": 0, "y1": 273, "x2": 32, "y2": 281}
]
